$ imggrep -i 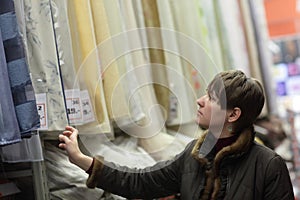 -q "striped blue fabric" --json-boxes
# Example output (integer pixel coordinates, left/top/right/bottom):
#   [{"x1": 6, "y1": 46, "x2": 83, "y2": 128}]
[
  {"x1": 0, "y1": 0, "x2": 40, "y2": 136},
  {"x1": 0, "y1": 28, "x2": 21, "y2": 146}
]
